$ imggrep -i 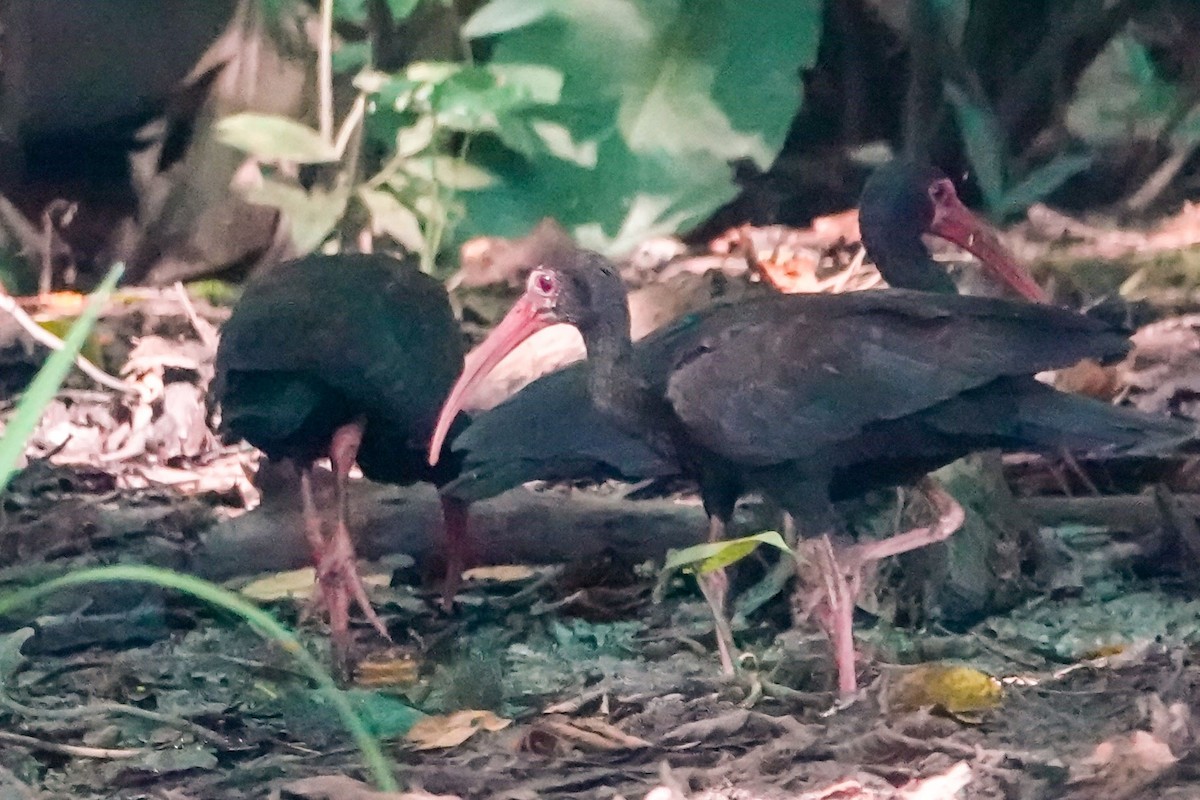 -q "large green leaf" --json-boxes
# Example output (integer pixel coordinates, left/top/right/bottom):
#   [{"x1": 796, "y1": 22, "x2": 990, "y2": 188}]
[
  {"x1": 945, "y1": 84, "x2": 1007, "y2": 210},
  {"x1": 456, "y1": 0, "x2": 822, "y2": 255},
  {"x1": 216, "y1": 114, "x2": 338, "y2": 164},
  {"x1": 1066, "y1": 34, "x2": 1177, "y2": 146}
]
